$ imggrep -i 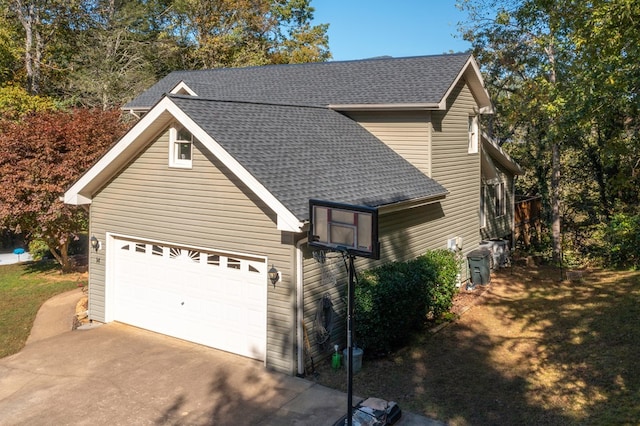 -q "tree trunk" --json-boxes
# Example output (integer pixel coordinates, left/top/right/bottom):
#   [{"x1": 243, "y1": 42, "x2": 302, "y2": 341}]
[
  {"x1": 13, "y1": 1, "x2": 41, "y2": 94},
  {"x1": 551, "y1": 140, "x2": 562, "y2": 263},
  {"x1": 545, "y1": 42, "x2": 562, "y2": 264},
  {"x1": 47, "y1": 235, "x2": 73, "y2": 273}
]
